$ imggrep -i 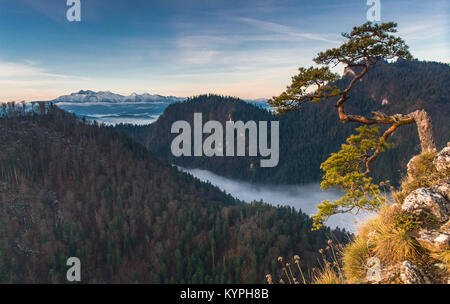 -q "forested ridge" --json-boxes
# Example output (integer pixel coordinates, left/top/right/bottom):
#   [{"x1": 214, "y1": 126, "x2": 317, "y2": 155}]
[
  {"x1": 117, "y1": 59, "x2": 449, "y2": 185},
  {"x1": 0, "y1": 104, "x2": 346, "y2": 283}
]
